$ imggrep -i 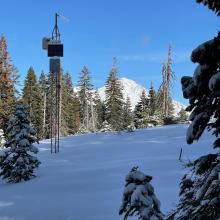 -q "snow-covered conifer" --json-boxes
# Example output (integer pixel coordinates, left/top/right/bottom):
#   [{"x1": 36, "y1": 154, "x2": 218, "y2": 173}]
[
  {"x1": 148, "y1": 83, "x2": 157, "y2": 117},
  {"x1": 105, "y1": 58, "x2": 124, "y2": 131},
  {"x1": 94, "y1": 90, "x2": 105, "y2": 130},
  {"x1": 0, "y1": 104, "x2": 40, "y2": 183},
  {"x1": 23, "y1": 67, "x2": 43, "y2": 138},
  {"x1": 119, "y1": 167, "x2": 164, "y2": 220},
  {"x1": 177, "y1": 108, "x2": 188, "y2": 123},
  {"x1": 134, "y1": 91, "x2": 149, "y2": 128},
  {"x1": 77, "y1": 66, "x2": 93, "y2": 131},
  {"x1": 167, "y1": 154, "x2": 220, "y2": 220},
  {"x1": 100, "y1": 120, "x2": 112, "y2": 132},
  {"x1": 123, "y1": 96, "x2": 133, "y2": 130},
  {"x1": 197, "y1": 0, "x2": 220, "y2": 15},
  {"x1": 167, "y1": 2, "x2": 220, "y2": 219}
]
